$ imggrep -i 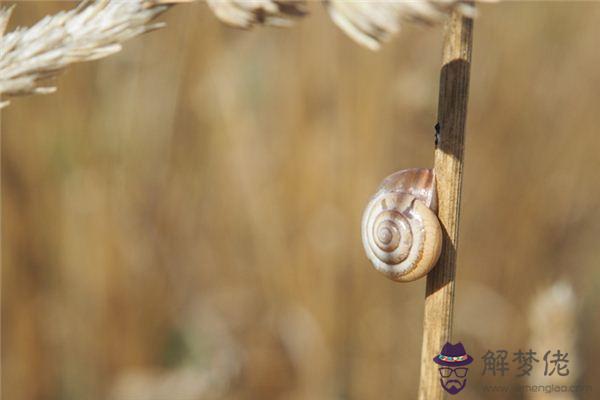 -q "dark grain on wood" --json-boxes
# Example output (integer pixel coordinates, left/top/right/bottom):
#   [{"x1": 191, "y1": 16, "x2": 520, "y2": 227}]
[{"x1": 418, "y1": 9, "x2": 473, "y2": 400}]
